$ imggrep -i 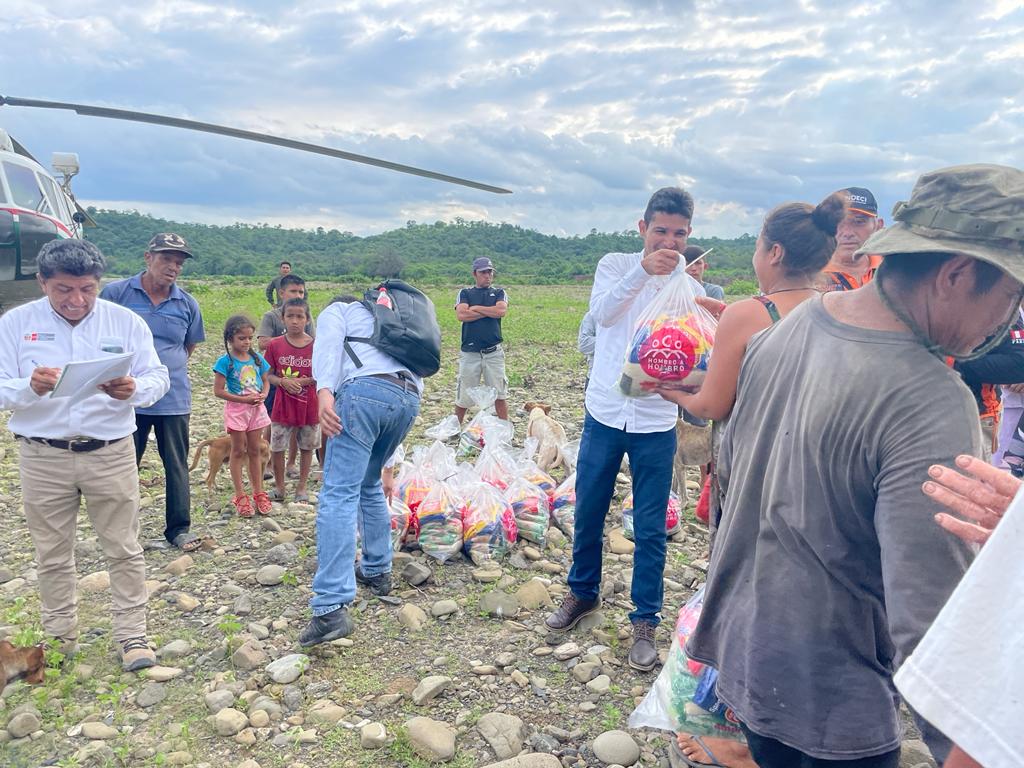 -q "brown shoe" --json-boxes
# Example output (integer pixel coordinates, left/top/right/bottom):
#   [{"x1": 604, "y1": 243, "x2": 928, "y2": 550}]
[
  {"x1": 119, "y1": 637, "x2": 156, "y2": 672},
  {"x1": 628, "y1": 620, "x2": 658, "y2": 671},
  {"x1": 544, "y1": 592, "x2": 600, "y2": 632}
]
